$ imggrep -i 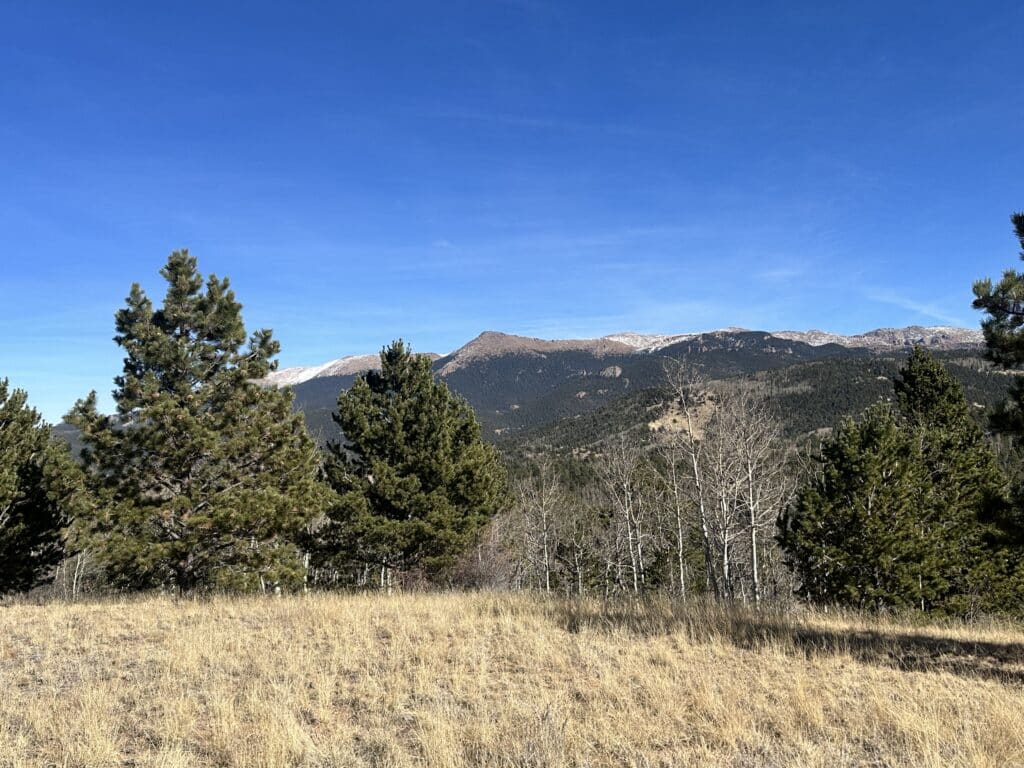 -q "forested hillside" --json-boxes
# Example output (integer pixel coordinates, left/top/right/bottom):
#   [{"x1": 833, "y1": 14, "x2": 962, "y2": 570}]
[
  {"x1": 292, "y1": 331, "x2": 893, "y2": 441},
  {"x1": 511, "y1": 351, "x2": 1011, "y2": 451},
  {"x1": 287, "y1": 342, "x2": 1007, "y2": 453}
]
